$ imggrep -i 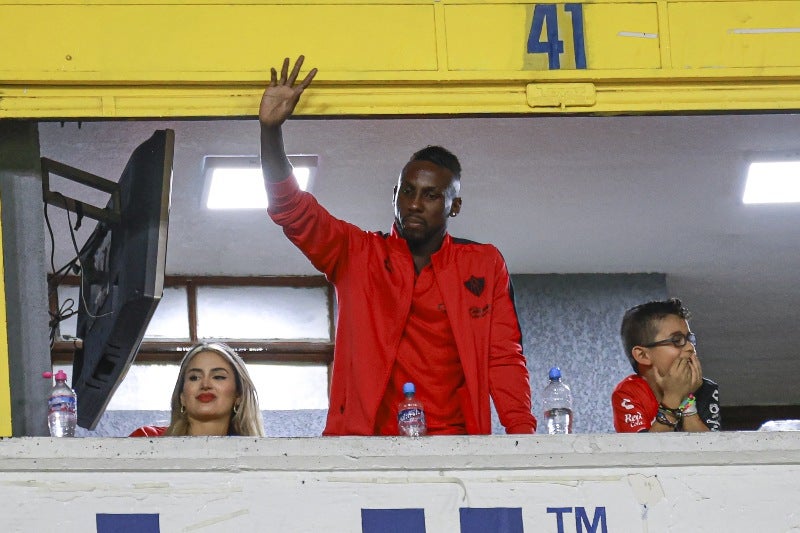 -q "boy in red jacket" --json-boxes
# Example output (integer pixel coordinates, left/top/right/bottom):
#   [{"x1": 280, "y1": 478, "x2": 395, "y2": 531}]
[{"x1": 612, "y1": 298, "x2": 720, "y2": 432}]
